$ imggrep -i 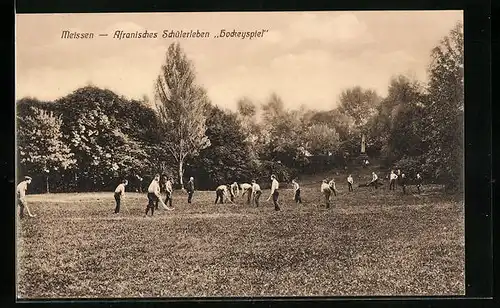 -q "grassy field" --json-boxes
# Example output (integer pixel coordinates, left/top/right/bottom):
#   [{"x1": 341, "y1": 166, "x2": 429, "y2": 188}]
[{"x1": 16, "y1": 179, "x2": 465, "y2": 298}]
